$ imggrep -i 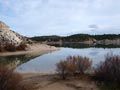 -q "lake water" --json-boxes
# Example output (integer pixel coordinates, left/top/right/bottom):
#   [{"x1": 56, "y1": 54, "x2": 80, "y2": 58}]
[
  {"x1": 0, "y1": 45, "x2": 120, "y2": 74},
  {"x1": 16, "y1": 47, "x2": 120, "y2": 74}
]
